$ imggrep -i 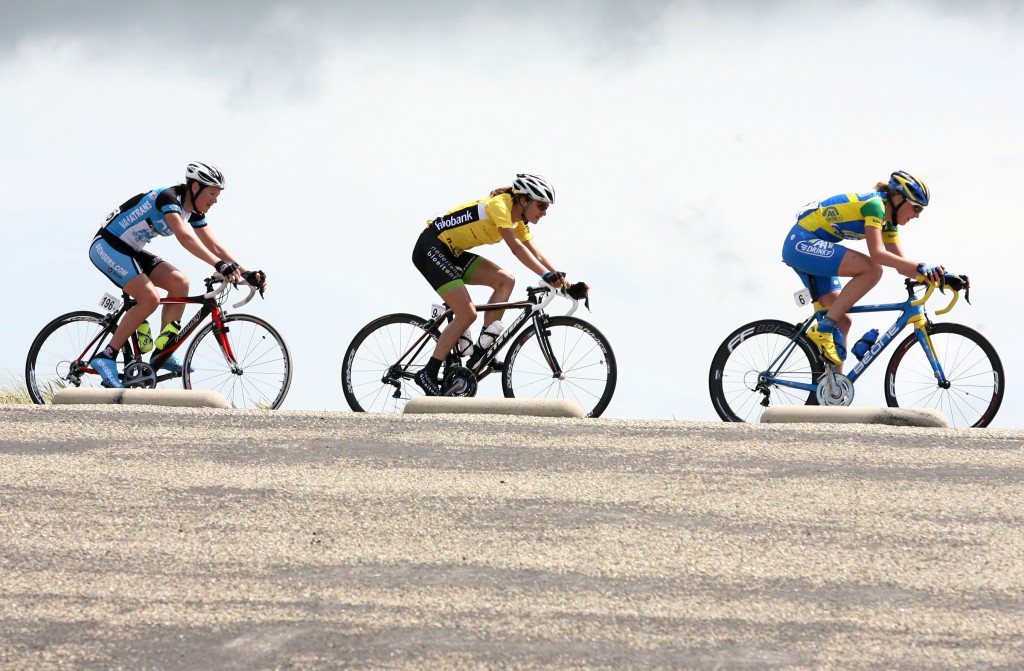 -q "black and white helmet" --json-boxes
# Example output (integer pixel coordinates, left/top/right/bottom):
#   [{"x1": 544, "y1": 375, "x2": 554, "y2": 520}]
[
  {"x1": 185, "y1": 162, "x2": 226, "y2": 189},
  {"x1": 512, "y1": 173, "x2": 555, "y2": 204}
]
